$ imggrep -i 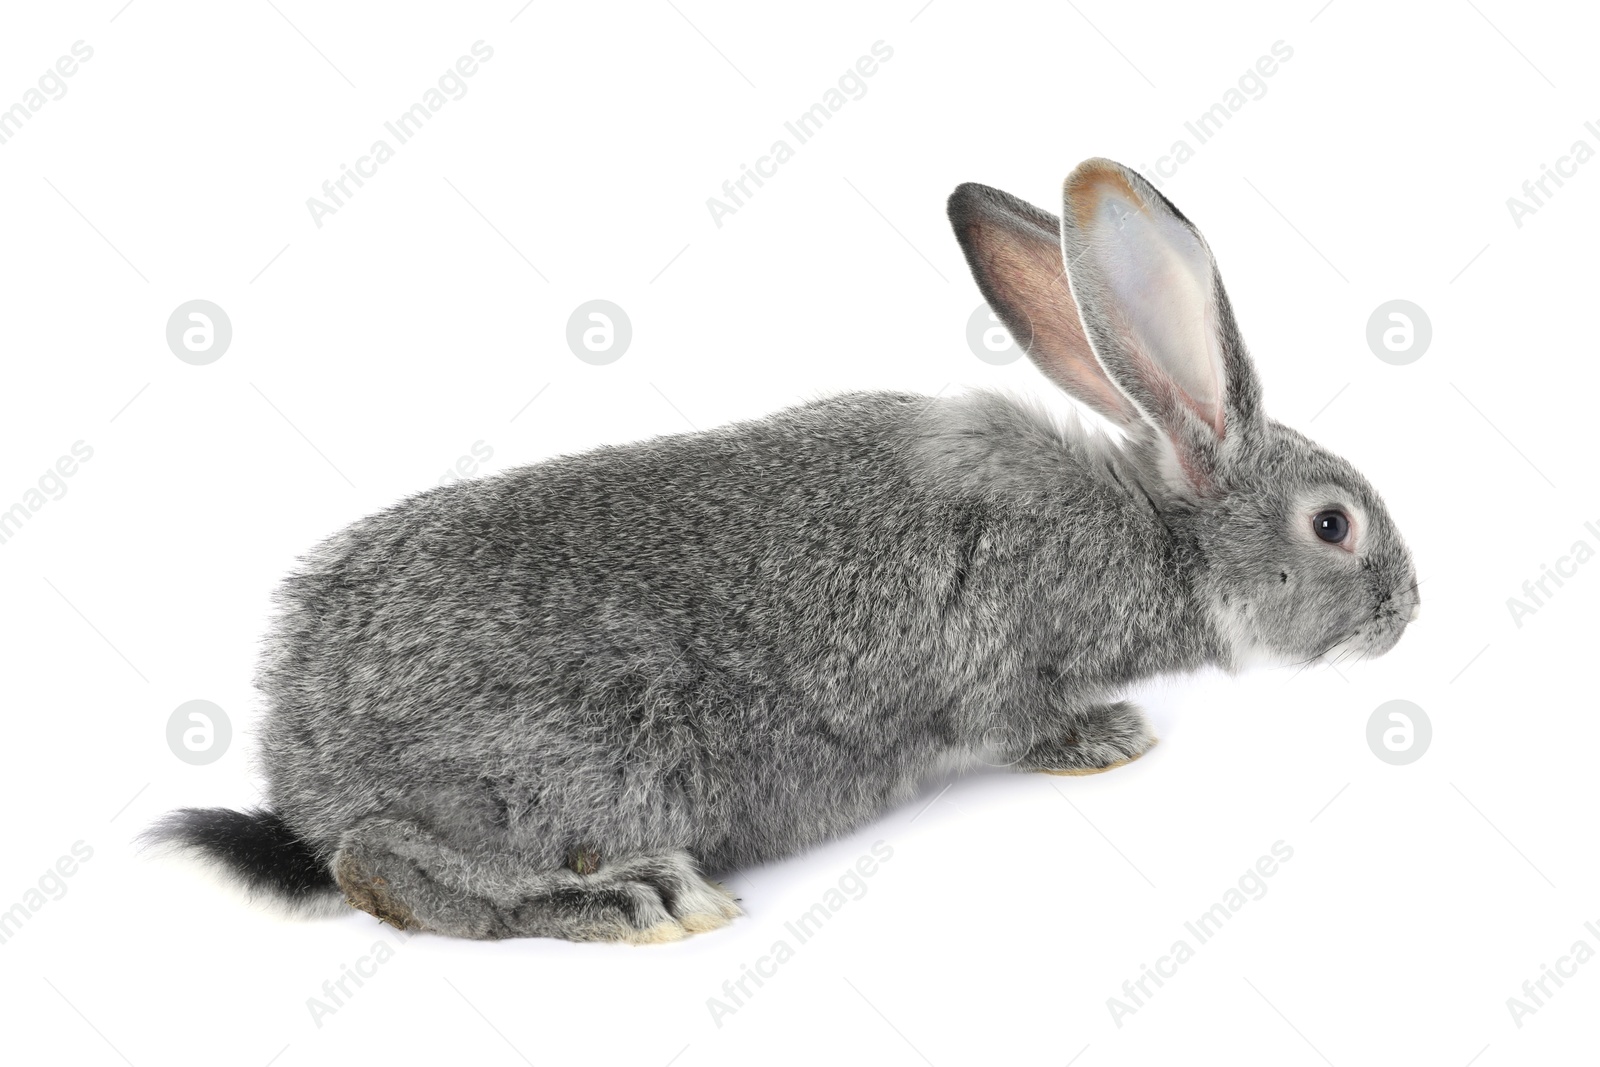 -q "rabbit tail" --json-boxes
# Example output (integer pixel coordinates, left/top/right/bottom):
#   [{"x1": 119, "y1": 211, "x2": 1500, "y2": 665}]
[{"x1": 143, "y1": 807, "x2": 338, "y2": 911}]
